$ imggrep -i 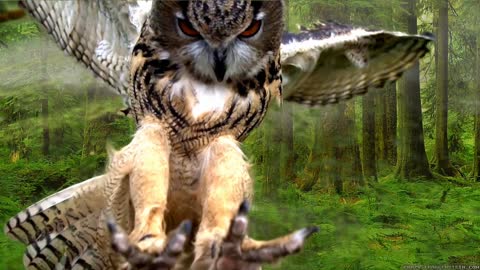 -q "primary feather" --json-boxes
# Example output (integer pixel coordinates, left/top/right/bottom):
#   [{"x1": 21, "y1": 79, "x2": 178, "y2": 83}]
[
  {"x1": 280, "y1": 22, "x2": 433, "y2": 105},
  {"x1": 4, "y1": 176, "x2": 112, "y2": 269},
  {"x1": 20, "y1": 0, "x2": 145, "y2": 98}
]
